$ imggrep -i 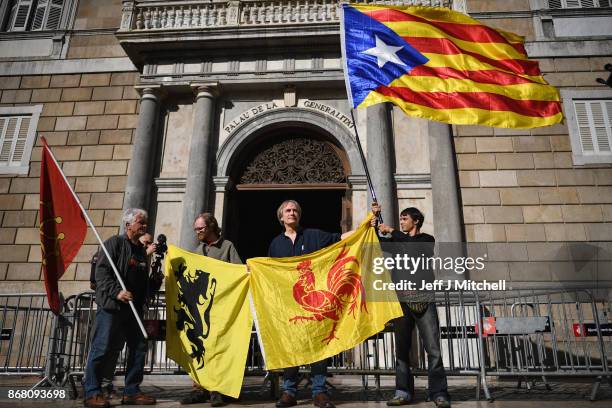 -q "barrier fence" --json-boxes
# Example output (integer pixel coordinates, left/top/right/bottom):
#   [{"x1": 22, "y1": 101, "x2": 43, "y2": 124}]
[
  {"x1": 1, "y1": 288, "x2": 610, "y2": 401},
  {"x1": 0, "y1": 294, "x2": 55, "y2": 375}
]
